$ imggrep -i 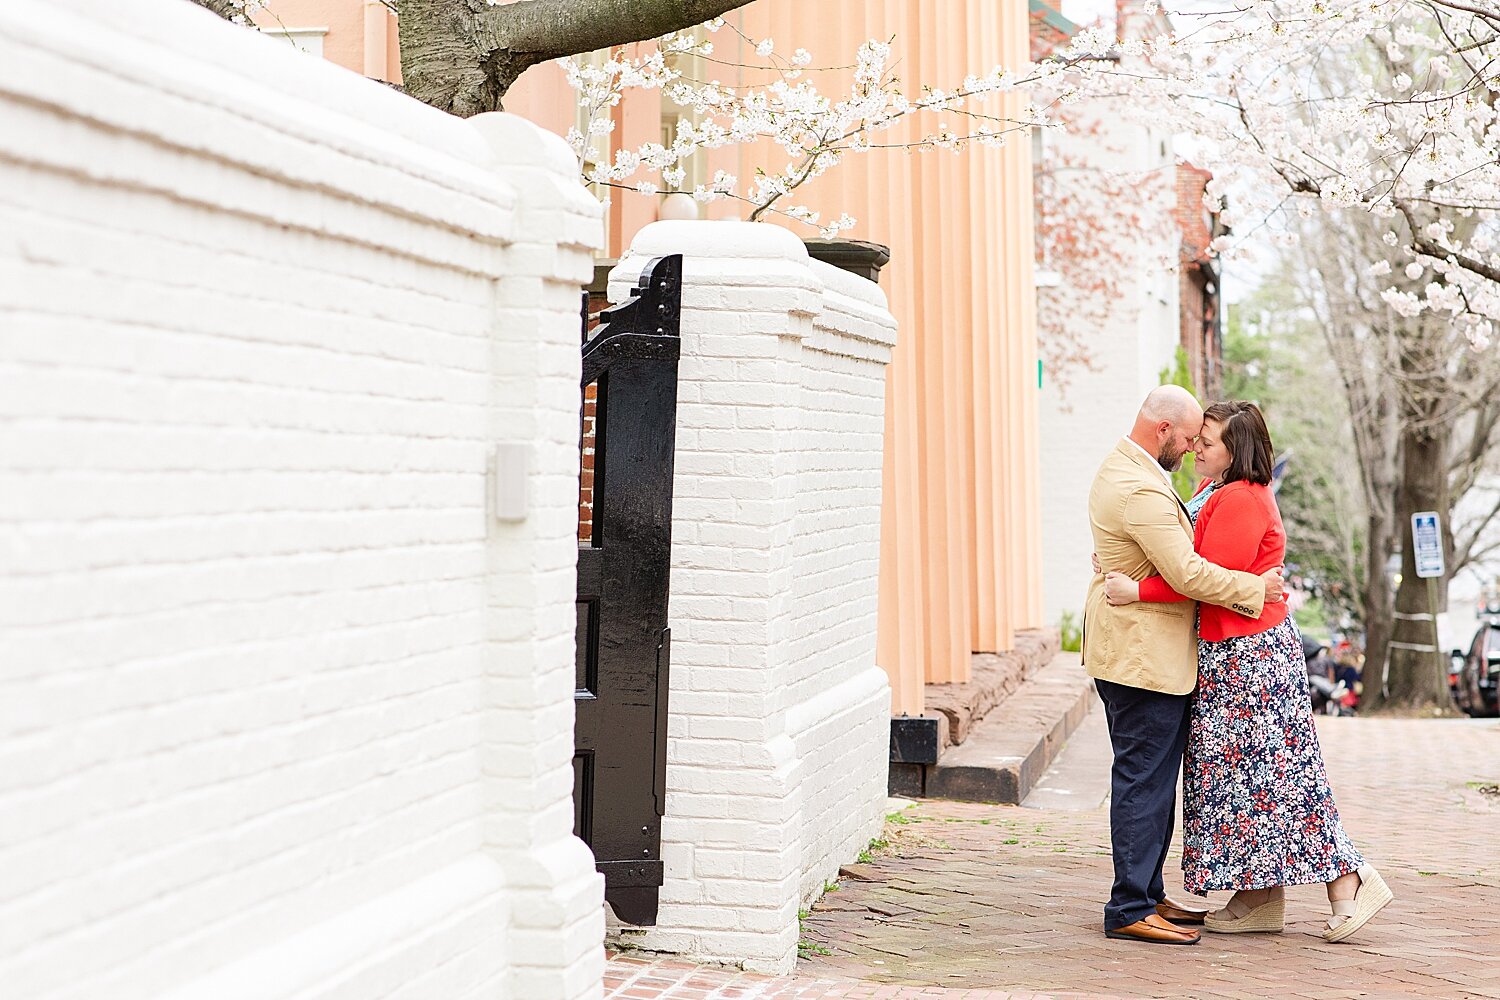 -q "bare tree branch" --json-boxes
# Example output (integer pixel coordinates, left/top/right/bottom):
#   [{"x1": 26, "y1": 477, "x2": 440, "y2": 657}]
[
  {"x1": 1453, "y1": 490, "x2": 1500, "y2": 571},
  {"x1": 1450, "y1": 395, "x2": 1500, "y2": 498},
  {"x1": 1459, "y1": 532, "x2": 1500, "y2": 570}
]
